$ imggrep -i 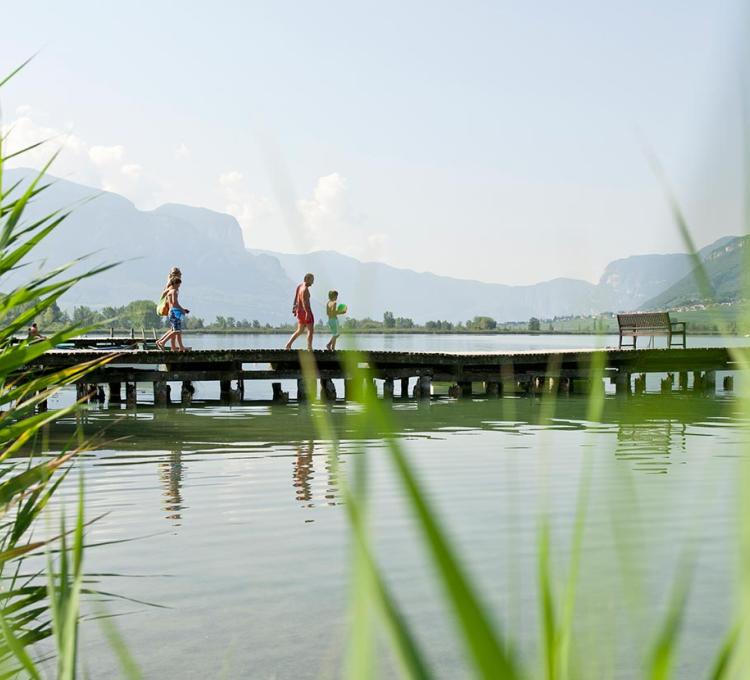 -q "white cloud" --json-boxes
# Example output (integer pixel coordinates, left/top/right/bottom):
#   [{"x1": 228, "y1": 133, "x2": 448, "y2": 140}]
[
  {"x1": 174, "y1": 142, "x2": 190, "y2": 160},
  {"x1": 1, "y1": 108, "x2": 160, "y2": 208},
  {"x1": 219, "y1": 170, "x2": 244, "y2": 186},
  {"x1": 88, "y1": 144, "x2": 125, "y2": 165},
  {"x1": 218, "y1": 169, "x2": 386, "y2": 259},
  {"x1": 121, "y1": 163, "x2": 142, "y2": 178}
]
